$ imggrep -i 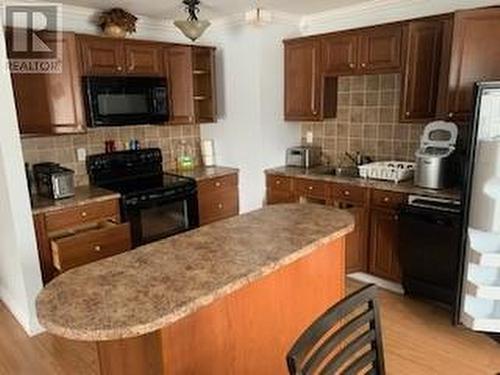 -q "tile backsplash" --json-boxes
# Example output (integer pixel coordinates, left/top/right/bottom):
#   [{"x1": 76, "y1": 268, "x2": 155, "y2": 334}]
[
  {"x1": 301, "y1": 73, "x2": 427, "y2": 166},
  {"x1": 21, "y1": 124, "x2": 201, "y2": 186}
]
